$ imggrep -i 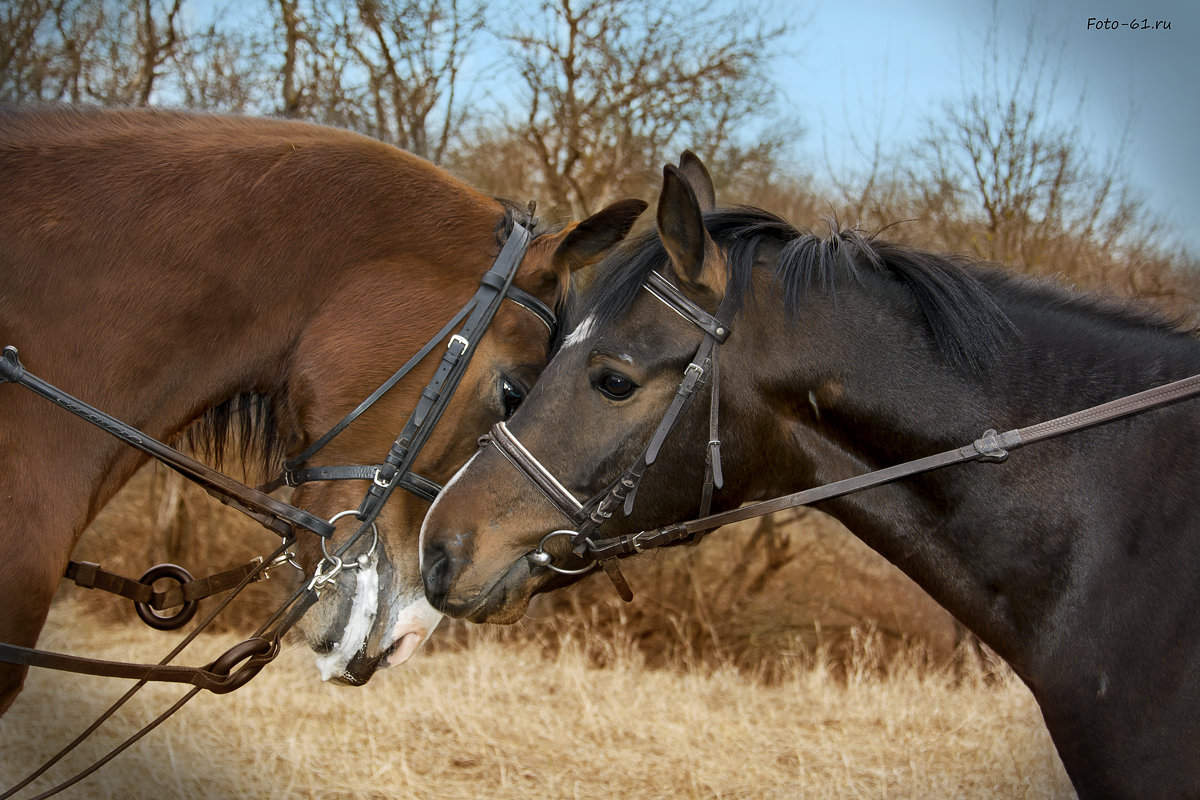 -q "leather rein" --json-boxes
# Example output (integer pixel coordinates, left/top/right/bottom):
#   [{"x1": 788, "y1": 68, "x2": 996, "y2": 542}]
[
  {"x1": 482, "y1": 269, "x2": 1200, "y2": 601},
  {"x1": 0, "y1": 216, "x2": 555, "y2": 799}
]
